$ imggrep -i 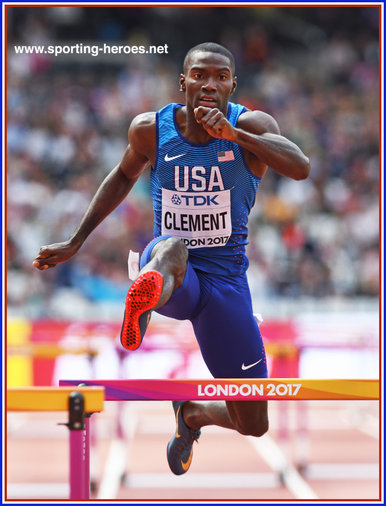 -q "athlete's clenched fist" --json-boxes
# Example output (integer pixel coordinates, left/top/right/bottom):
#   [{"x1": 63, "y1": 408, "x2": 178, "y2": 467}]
[{"x1": 194, "y1": 106, "x2": 236, "y2": 141}]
